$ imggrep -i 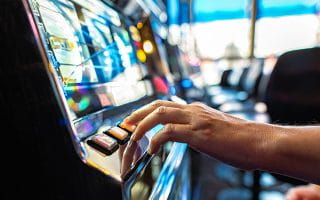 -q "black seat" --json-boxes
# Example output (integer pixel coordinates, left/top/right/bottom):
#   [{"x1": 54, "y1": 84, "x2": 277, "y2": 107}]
[
  {"x1": 220, "y1": 69, "x2": 233, "y2": 87},
  {"x1": 210, "y1": 58, "x2": 265, "y2": 109},
  {"x1": 207, "y1": 66, "x2": 247, "y2": 97},
  {"x1": 208, "y1": 66, "x2": 248, "y2": 107},
  {"x1": 265, "y1": 47, "x2": 320, "y2": 125},
  {"x1": 264, "y1": 47, "x2": 320, "y2": 184},
  {"x1": 218, "y1": 58, "x2": 271, "y2": 114}
]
